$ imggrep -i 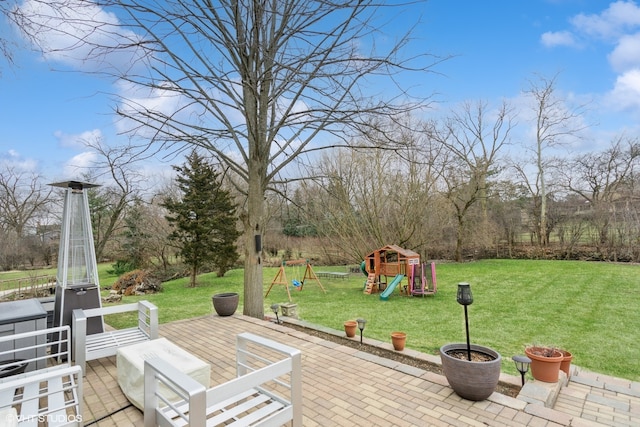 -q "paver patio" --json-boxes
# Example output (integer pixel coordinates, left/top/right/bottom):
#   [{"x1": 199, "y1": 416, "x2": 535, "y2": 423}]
[{"x1": 80, "y1": 314, "x2": 640, "y2": 426}]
